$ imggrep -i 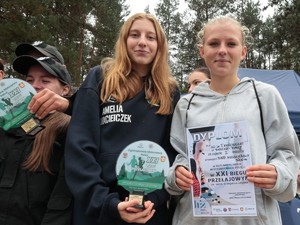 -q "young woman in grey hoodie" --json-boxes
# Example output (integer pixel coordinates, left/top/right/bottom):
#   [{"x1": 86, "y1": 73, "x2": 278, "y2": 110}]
[{"x1": 165, "y1": 15, "x2": 300, "y2": 225}]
